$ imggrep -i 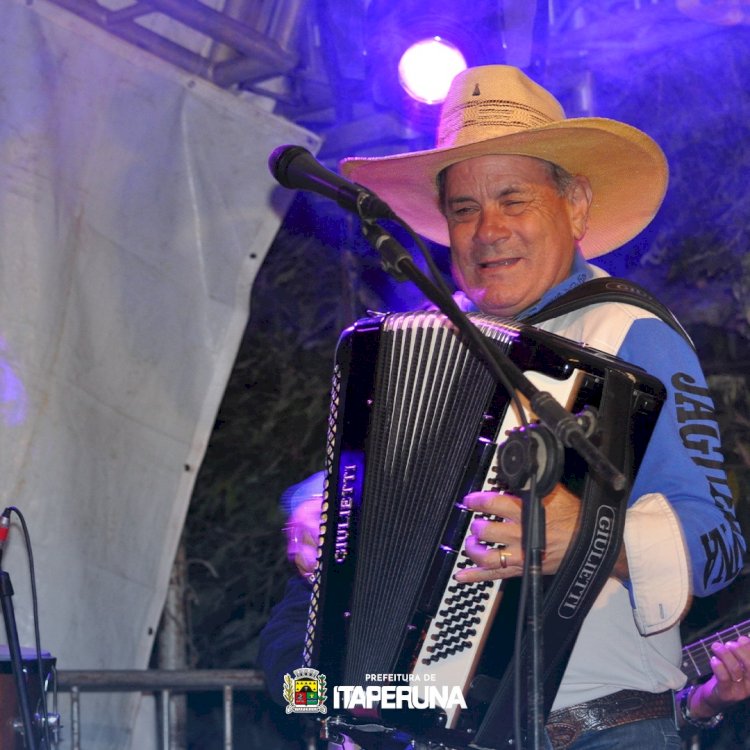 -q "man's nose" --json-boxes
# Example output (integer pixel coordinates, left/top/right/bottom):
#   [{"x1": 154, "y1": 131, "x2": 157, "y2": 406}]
[{"x1": 475, "y1": 207, "x2": 511, "y2": 244}]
